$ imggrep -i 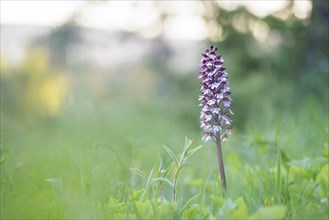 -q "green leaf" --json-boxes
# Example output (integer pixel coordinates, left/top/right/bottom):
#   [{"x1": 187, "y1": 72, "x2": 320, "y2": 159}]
[
  {"x1": 183, "y1": 138, "x2": 193, "y2": 156},
  {"x1": 131, "y1": 189, "x2": 144, "y2": 200},
  {"x1": 187, "y1": 145, "x2": 202, "y2": 158},
  {"x1": 323, "y1": 143, "x2": 329, "y2": 158},
  {"x1": 315, "y1": 164, "x2": 329, "y2": 198},
  {"x1": 141, "y1": 168, "x2": 154, "y2": 200},
  {"x1": 276, "y1": 147, "x2": 282, "y2": 194},
  {"x1": 111, "y1": 204, "x2": 126, "y2": 215},
  {"x1": 180, "y1": 193, "x2": 200, "y2": 214},
  {"x1": 180, "y1": 138, "x2": 194, "y2": 164},
  {"x1": 290, "y1": 157, "x2": 328, "y2": 167},
  {"x1": 0, "y1": 154, "x2": 6, "y2": 163},
  {"x1": 155, "y1": 155, "x2": 162, "y2": 178},
  {"x1": 182, "y1": 205, "x2": 200, "y2": 220},
  {"x1": 130, "y1": 168, "x2": 147, "y2": 180},
  {"x1": 184, "y1": 137, "x2": 193, "y2": 152},
  {"x1": 248, "y1": 206, "x2": 286, "y2": 219},
  {"x1": 156, "y1": 162, "x2": 174, "y2": 195},
  {"x1": 218, "y1": 198, "x2": 236, "y2": 217},
  {"x1": 108, "y1": 196, "x2": 126, "y2": 214},
  {"x1": 45, "y1": 177, "x2": 62, "y2": 189},
  {"x1": 152, "y1": 177, "x2": 174, "y2": 188},
  {"x1": 162, "y1": 162, "x2": 174, "y2": 178},
  {"x1": 230, "y1": 197, "x2": 248, "y2": 219},
  {"x1": 158, "y1": 201, "x2": 178, "y2": 218},
  {"x1": 316, "y1": 164, "x2": 329, "y2": 183},
  {"x1": 289, "y1": 157, "x2": 312, "y2": 168},
  {"x1": 134, "y1": 200, "x2": 152, "y2": 219},
  {"x1": 210, "y1": 194, "x2": 225, "y2": 208},
  {"x1": 79, "y1": 169, "x2": 90, "y2": 193},
  {"x1": 176, "y1": 163, "x2": 185, "y2": 178},
  {"x1": 109, "y1": 196, "x2": 119, "y2": 205},
  {"x1": 162, "y1": 145, "x2": 178, "y2": 167}
]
